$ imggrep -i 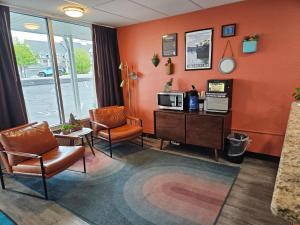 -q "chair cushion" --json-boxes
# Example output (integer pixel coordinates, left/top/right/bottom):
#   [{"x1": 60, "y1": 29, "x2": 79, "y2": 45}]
[
  {"x1": 12, "y1": 146, "x2": 85, "y2": 176},
  {"x1": 98, "y1": 124, "x2": 142, "y2": 142},
  {"x1": 0, "y1": 122, "x2": 58, "y2": 166},
  {"x1": 90, "y1": 106, "x2": 126, "y2": 130}
]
